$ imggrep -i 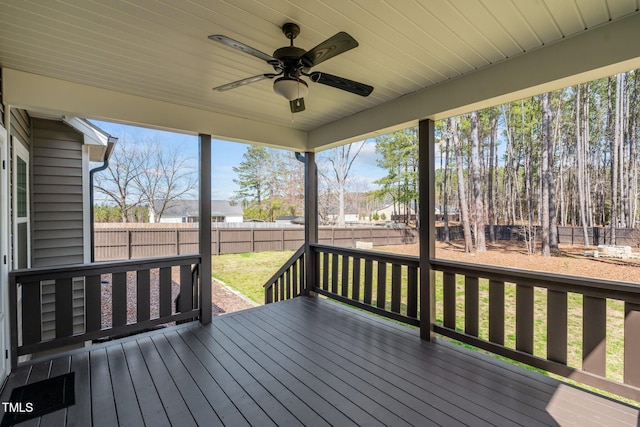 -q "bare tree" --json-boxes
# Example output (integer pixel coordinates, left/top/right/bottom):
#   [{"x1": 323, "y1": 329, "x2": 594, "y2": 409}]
[
  {"x1": 94, "y1": 139, "x2": 145, "y2": 222},
  {"x1": 450, "y1": 117, "x2": 473, "y2": 252},
  {"x1": 576, "y1": 84, "x2": 590, "y2": 246},
  {"x1": 470, "y1": 111, "x2": 486, "y2": 252},
  {"x1": 135, "y1": 141, "x2": 197, "y2": 223},
  {"x1": 541, "y1": 92, "x2": 551, "y2": 256},
  {"x1": 319, "y1": 141, "x2": 366, "y2": 226}
]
